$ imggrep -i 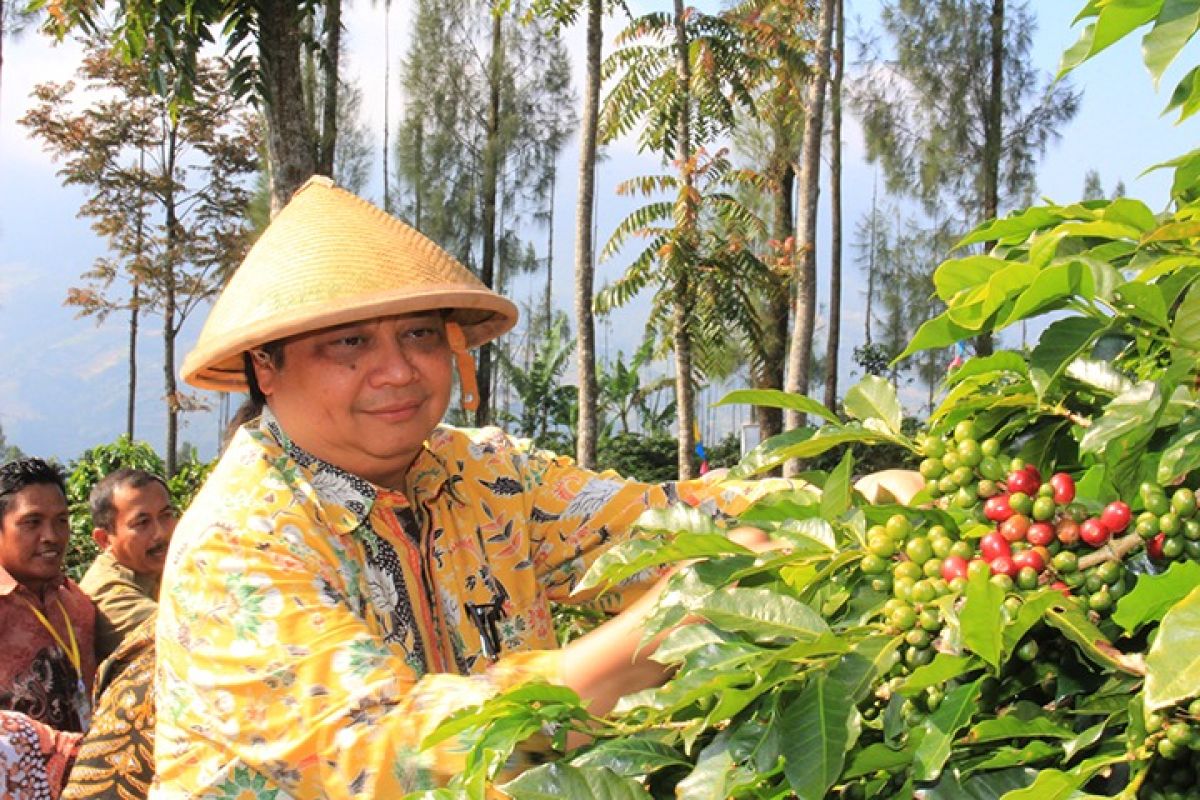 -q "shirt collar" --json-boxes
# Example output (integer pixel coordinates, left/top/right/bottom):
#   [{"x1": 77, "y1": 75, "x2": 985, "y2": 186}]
[{"x1": 0, "y1": 564, "x2": 64, "y2": 598}]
